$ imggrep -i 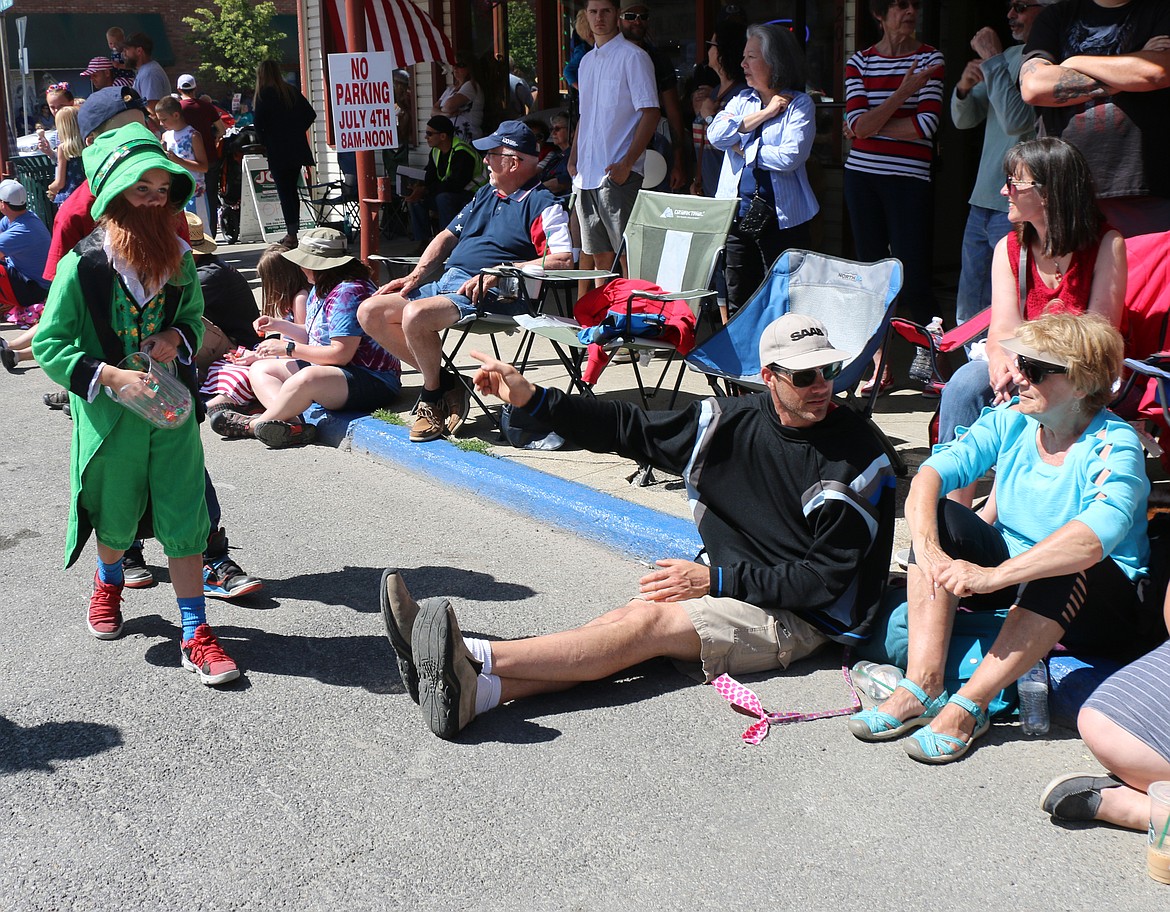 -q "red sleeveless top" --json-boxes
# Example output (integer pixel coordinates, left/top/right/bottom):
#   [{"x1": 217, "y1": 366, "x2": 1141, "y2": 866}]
[{"x1": 1006, "y1": 226, "x2": 1110, "y2": 320}]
